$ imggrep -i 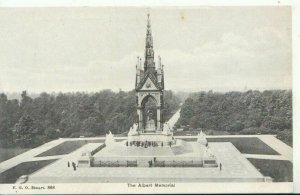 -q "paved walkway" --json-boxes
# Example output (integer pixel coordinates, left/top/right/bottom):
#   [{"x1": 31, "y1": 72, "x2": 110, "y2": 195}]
[
  {"x1": 31, "y1": 155, "x2": 66, "y2": 161},
  {"x1": 167, "y1": 109, "x2": 181, "y2": 129},
  {"x1": 0, "y1": 138, "x2": 65, "y2": 173},
  {"x1": 259, "y1": 135, "x2": 292, "y2": 162},
  {"x1": 210, "y1": 142, "x2": 264, "y2": 179},
  {"x1": 243, "y1": 154, "x2": 289, "y2": 161}
]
